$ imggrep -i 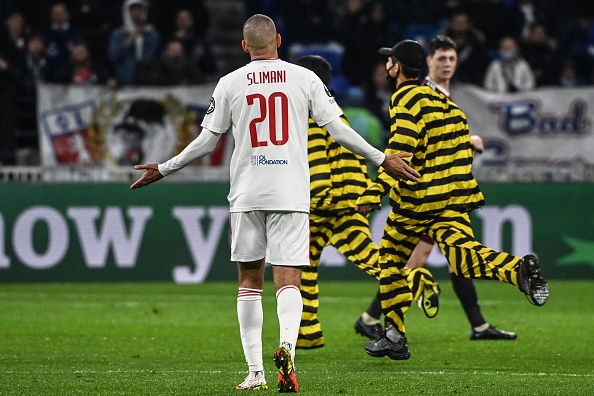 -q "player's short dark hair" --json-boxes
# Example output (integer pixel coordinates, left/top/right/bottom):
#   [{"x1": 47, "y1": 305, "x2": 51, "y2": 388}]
[
  {"x1": 428, "y1": 35, "x2": 457, "y2": 56},
  {"x1": 296, "y1": 55, "x2": 332, "y2": 85}
]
